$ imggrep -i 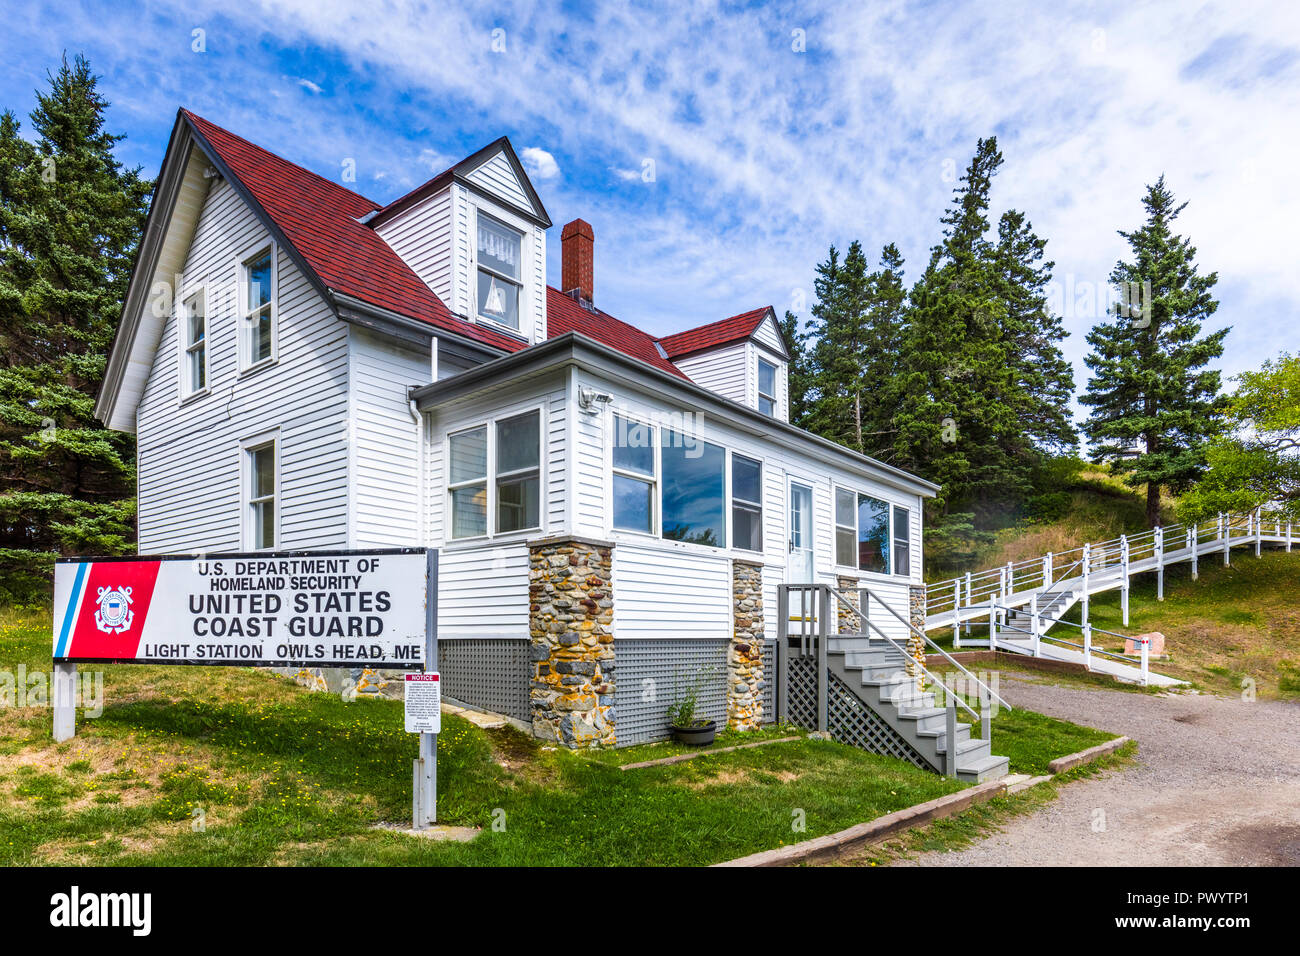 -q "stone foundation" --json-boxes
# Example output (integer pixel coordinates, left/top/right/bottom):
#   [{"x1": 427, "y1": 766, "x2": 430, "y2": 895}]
[
  {"x1": 907, "y1": 585, "x2": 928, "y2": 685},
  {"x1": 528, "y1": 536, "x2": 616, "y2": 748},
  {"x1": 836, "y1": 575, "x2": 862, "y2": 634},
  {"x1": 728, "y1": 560, "x2": 765, "y2": 731}
]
